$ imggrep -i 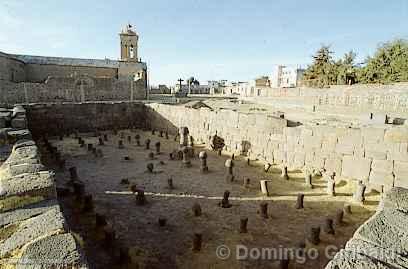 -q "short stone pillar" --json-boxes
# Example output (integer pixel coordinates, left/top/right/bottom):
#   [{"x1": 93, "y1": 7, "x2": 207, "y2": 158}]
[
  {"x1": 179, "y1": 127, "x2": 189, "y2": 147},
  {"x1": 146, "y1": 163, "x2": 154, "y2": 173},
  {"x1": 192, "y1": 203, "x2": 202, "y2": 217},
  {"x1": 69, "y1": 167, "x2": 78, "y2": 180},
  {"x1": 127, "y1": 135, "x2": 131, "y2": 143},
  {"x1": 158, "y1": 218, "x2": 167, "y2": 227},
  {"x1": 148, "y1": 152, "x2": 155, "y2": 160},
  {"x1": 220, "y1": 190, "x2": 232, "y2": 208},
  {"x1": 243, "y1": 178, "x2": 251, "y2": 188},
  {"x1": 159, "y1": 130, "x2": 163, "y2": 137},
  {"x1": 305, "y1": 172, "x2": 313, "y2": 189},
  {"x1": 240, "y1": 217, "x2": 248, "y2": 233},
  {"x1": 260, "y1": 180, "x2": 271, "y2": 196},
  {"x1": 335, "y1": 209, "x2": 344, "y2": 225},
  {"x1": 281, "y1": 166, "x2": 289, "y2": 180},
  {"x1": 259, "y1": 202, "x2": 268, "y2": 218},
  {"x1": 151, "y1": 129, "x2": 156, "y2": 135},
  {"x1": 322, "y1": 218, "x2": 335, "y2": 235},
  {"x1": 181, "y1": 146, "x2": 191, "y2": 167},
  {"x1": 98, "y1": 138, "x2": 104, "y2": 146},
  {"x1": 224, "y1": 159, "x2": 234, "y2": 182},
  {"x1": 155, "y1": 141, "x2": 161, "y2": 154},
  {"x1": 199, "y1": 151, "x2": 208, "y2": 173},
  {"x1": 296, "y1": 193, "x2": 304, "y2": 209},
  {"x1": 344, "y1": 204, "x2": 352, "y2": 215},
  {"x1": 327, "y1": 174, "x2": 336, "y2": 196},
  {"x1": 165, "y1": 131, "x2": 169, "y2": 140},
  {"x1": 145, "y1": 139, "x2": 151, "y2": 150},
  {"x1": 103, "y1": 134, "x2": 108, "y2": 141},
  {"x1": 192, "y1": 233, "x2": 202, "y2": 252},
  {"x1": 87, "y1": 144, "x2": 93, "y2": 151},
  {"x1": 264, "y1": 163, "x2": 271, "y2": 173},
  {"x1": 353, "y1": 180, "x2": 366, "y2": 204},
  {"x1": 118, "y1": 140, "x2": 124, "y2": 149},
  {"x1": 167, "y1": 177, "x2": 174, "y2": 189},
  {"x1": 136, "y1": 189, "x2": 146, "y2": 205},
  {"x1": 306, "y1": 225, "x2": 321, "y2": 245}
]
